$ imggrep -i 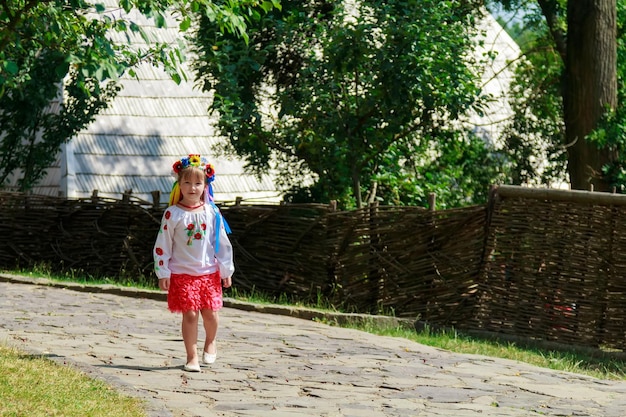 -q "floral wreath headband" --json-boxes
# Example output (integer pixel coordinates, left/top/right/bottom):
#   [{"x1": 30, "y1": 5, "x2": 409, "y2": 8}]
[
  {"x1": 171, "y1": 154, "x2": 215, "y2": 183},
  {"x1": 168, "y1": 153, "x2": 232, "y2": 249},
  {"x1": 169, "y1": 154, "x2": 216, "y2": 206}
]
